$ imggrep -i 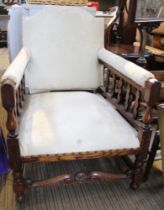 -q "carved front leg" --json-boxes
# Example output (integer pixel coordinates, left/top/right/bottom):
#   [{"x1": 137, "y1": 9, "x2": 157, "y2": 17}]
[
  {"x1": 1, "y1": 80, "x2": 27, "y2": 201},
  {"x1": 7, "y1": 134, "x2": 26, "y2": 201}
]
